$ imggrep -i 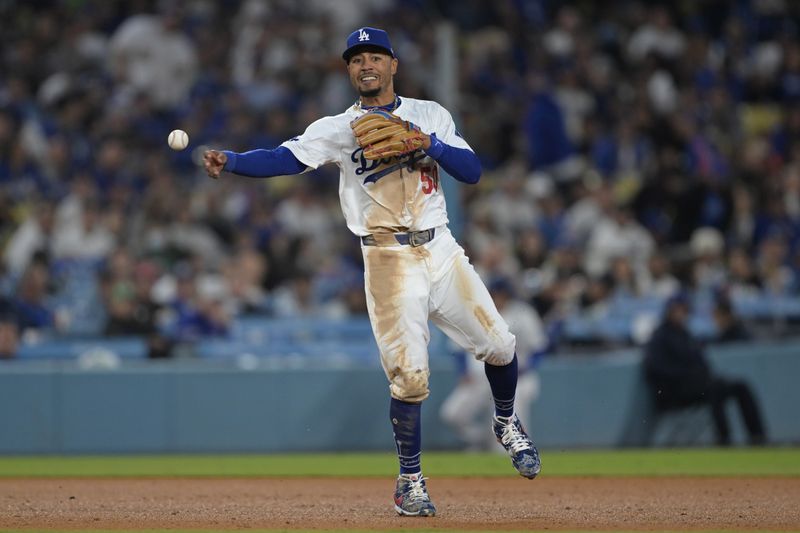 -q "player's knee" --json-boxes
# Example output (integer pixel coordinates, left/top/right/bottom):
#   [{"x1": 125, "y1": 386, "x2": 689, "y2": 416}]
[
  {"x1": 390, "y1": 367, "x2": 430, "y2": 402},
  {"x1": 476, "y1": 334, "x2": 516, "y2": 366}
]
